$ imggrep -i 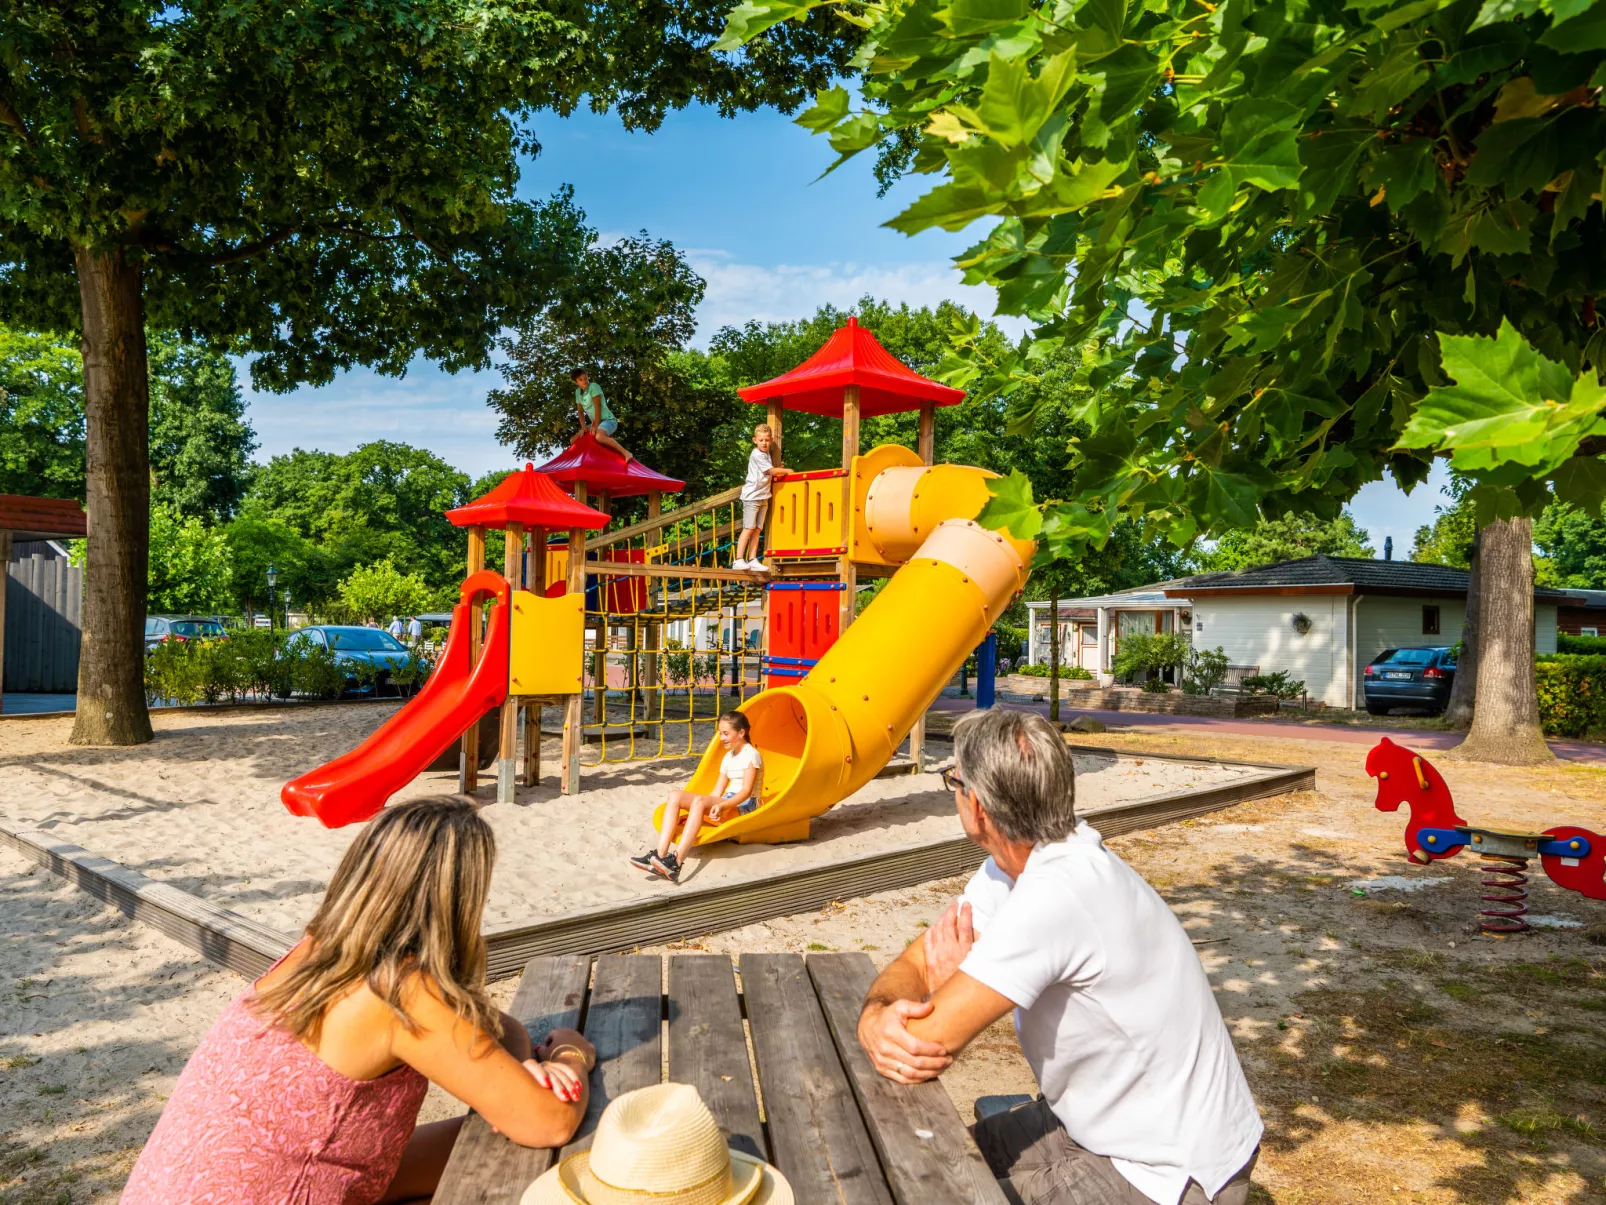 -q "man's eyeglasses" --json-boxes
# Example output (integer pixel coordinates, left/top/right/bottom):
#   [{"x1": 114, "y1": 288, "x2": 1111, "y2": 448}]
[{"x1": 941, "y1": 768, "x2": 967, "y2": 794}]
